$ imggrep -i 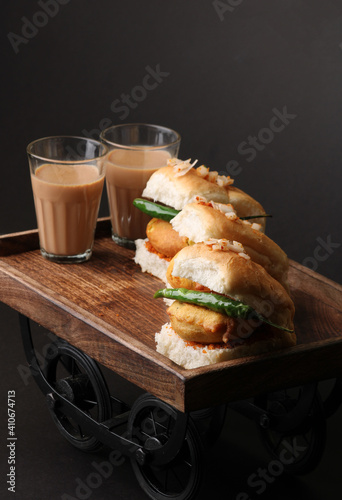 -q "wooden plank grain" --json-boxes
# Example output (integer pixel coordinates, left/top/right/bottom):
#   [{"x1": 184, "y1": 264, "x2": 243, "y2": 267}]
[
  {"x1": 0, "y1": 227, "x2": 341, "y2": 412},
  {"x1": 0, "y1": 229, "x2": 39, "y2": 256},
  {"x1": 0, "y1": 263, "x2": 187, "y2": 410},
  {"x1": 0, "y1": 240, "x2": 161, "y2": 337},
  {"x1": 288, "y1": 260, "x2": 342, "y2": 311}
]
